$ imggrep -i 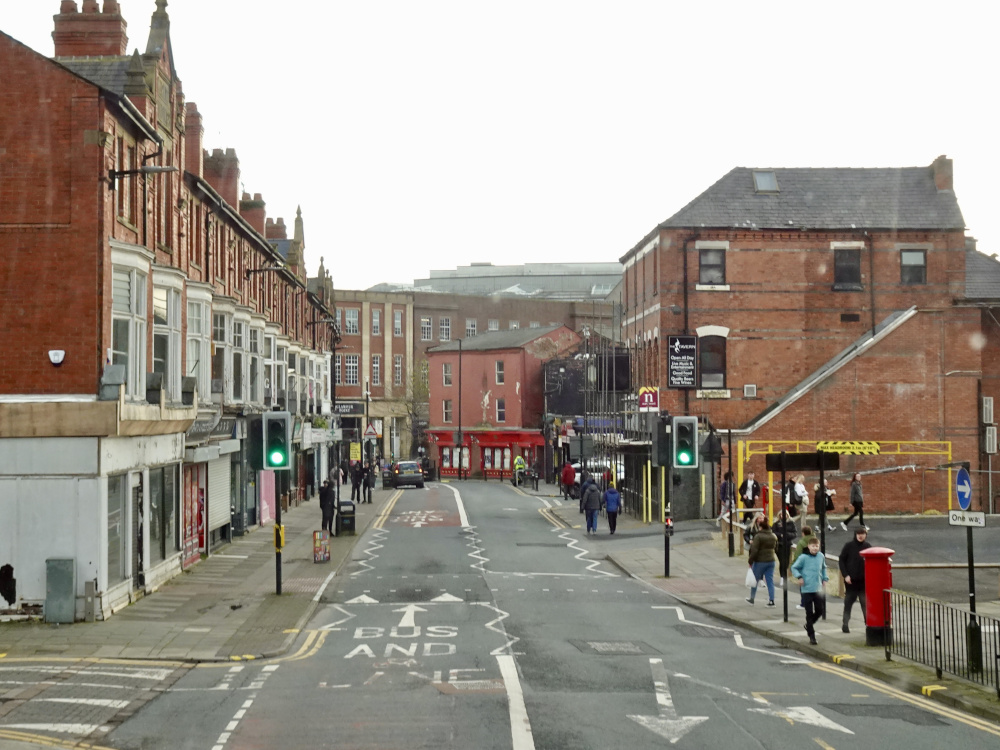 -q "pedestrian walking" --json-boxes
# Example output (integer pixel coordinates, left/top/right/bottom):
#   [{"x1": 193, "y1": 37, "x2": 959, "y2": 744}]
[
  {"x1": 561, "y1": 461, "x2": 576, "y2": 503},
  {"x1": 791, "y1": 536, "x2": 828, "y2": 645},
  {"x1": 842, "y1": 473, "x2": 867, "y2": 530},
  {"x1": 790, "y1": 474, "x2": 809, "y2": 530},
  {"x1": 350, "y1": 461, "x2": 363, "y2": 503},
  {"x1": 814, "y1": 479, "x2": 837, "y2": 532},
  {"x1": 717, "y1": 471, "x2": 736, "y2": 525},
  {"x1": 838, "y1": 526, "x2": 871, "y2": 633},
  {"x1": 579, "y1": 470, "x2": 591, "y2": 514},
  {"x1": 581, "y1": 475, "x2": 602, "y2": 534},
  {"x1": 739, "y1": 471, "x2": 761, "y2": 509},
  {"x1": 773, "y1": 508, "x2": 798, "y2": 587},
  {"x1": 603, "y1": 482, "x2": 621, "y2": 535},
  {"x1": 743, "y1": 512, "x2": 765, "y2": 549},
  {"x1": 745, "y1": 518, "x2": 777, "y2": 606},
  {"x1": 791, "y1": 526, "x2": 814, "y2": 609},
  {"x1": 319, "y1": 480, "x2": 335, "y2": 533}
]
